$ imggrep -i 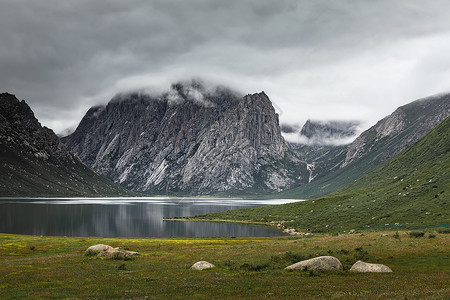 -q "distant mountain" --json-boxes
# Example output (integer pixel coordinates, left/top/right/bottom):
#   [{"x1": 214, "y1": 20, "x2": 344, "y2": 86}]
[
  {"x1": 62, "y1": 81, "x2": 309, "y2": 195},
  {"x1": 281, "y1": 120, "x2": 359, "y2": 184},
  {"x1": 191, "y1": 114, "x2": 450, "y2": 232},
  {"x1": 277, "y1": 93, "x2": 450, "y2": 199},
  {"x1": 282, "y1": 120, "x2": 359, "y2": 147},
  {"x1": 0, "y1": 93, "x2": 133, "y2": 197}
]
